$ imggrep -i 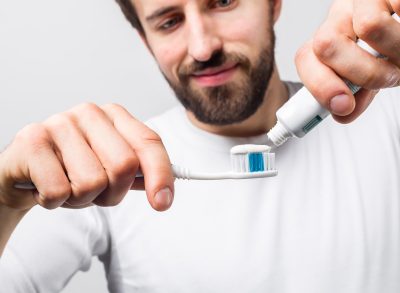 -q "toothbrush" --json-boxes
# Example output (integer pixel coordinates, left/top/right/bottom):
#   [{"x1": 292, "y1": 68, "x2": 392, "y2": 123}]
[
  {"x1": 14, "y1": 144, "x2": 277, "y2": 190},
  {"x1": 267, "y1": 13, "x2": 400, "y2": 147}
]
